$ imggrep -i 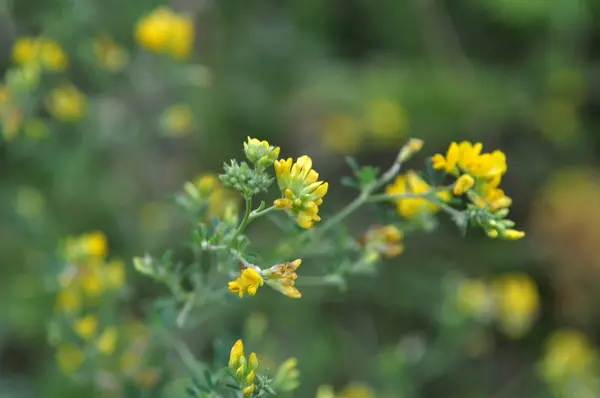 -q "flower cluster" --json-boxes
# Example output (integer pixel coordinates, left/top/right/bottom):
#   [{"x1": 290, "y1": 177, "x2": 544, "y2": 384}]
[
  {"x1": 12, "y1": 36, "x2": 68, "y2": 72},
  {"x1": 360, "y1": 225, "x2": 404, "y2": 267},
  {"x1": 92, "y1": 34, "x2": 129, "y2": 72},
  {"x1": 274, "y1": 156, "x2": 328, "y2": 228},
  {"x1": 135, "y1": 7, "x2": 194, "y2": 60},
  {"x1": 51, "y1": 232, "x2": 160, "y2": 389},
  {"x1": 455, "y1": 273, "x2": 540, "y2": 339},
  {"x1": 431, "y1": 141, "x2": 524, "y2": 239},
  {"x1": 45, "y1": 84, "x2": 87, "y2": 122},
  {"x1": 229, "y1": 340, "x2": 260, "y2": 397},
  {"x1": 539, "y1": 329, "x2": 600, "y2": 398},
  {"x1": 228, "y1": 259, "x2": 303, "y2": 299}
]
